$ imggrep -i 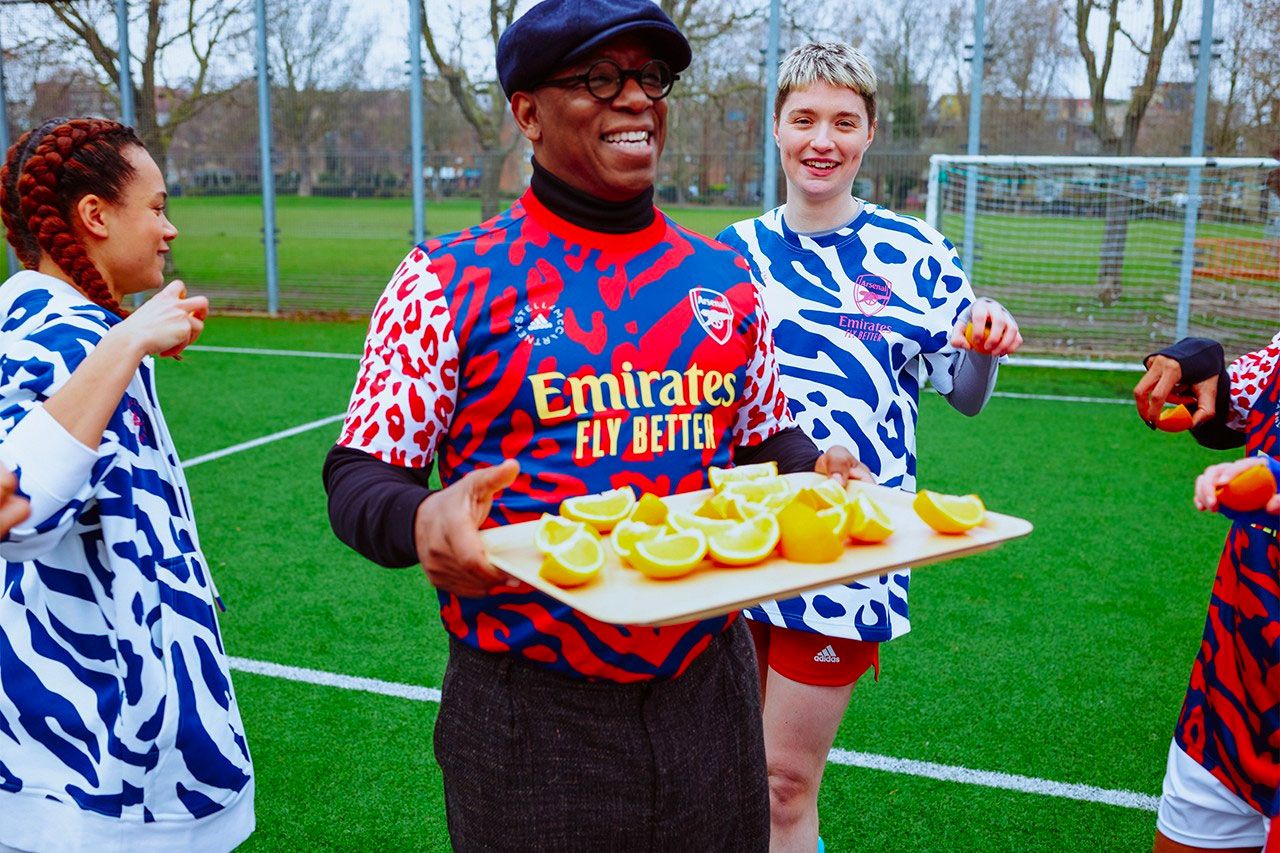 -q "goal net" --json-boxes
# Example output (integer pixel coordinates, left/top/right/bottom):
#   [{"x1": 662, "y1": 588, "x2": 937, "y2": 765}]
[{"x1": 925, "y1": 155, "x2": 1279, "y2": 365}]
